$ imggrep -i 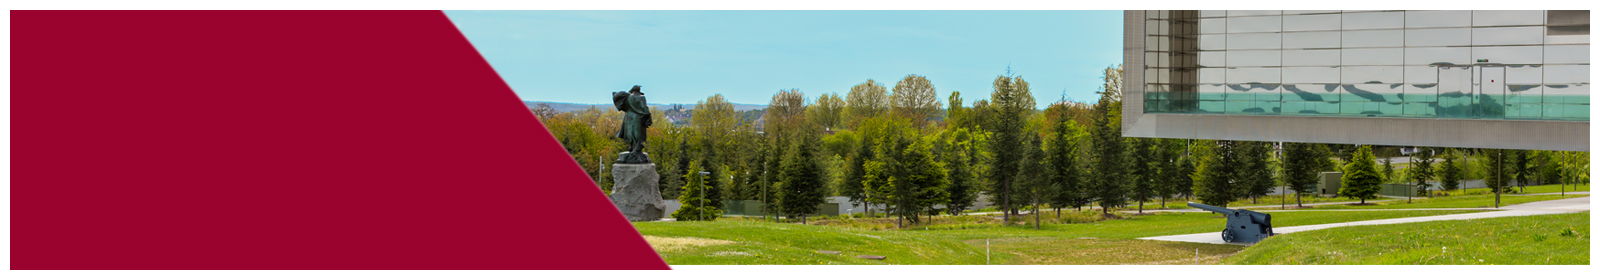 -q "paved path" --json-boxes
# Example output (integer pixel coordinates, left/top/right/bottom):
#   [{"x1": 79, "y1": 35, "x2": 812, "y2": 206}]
[{"x1": 1138, "y1": 196, "x2": 1590, "y2": 245}]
